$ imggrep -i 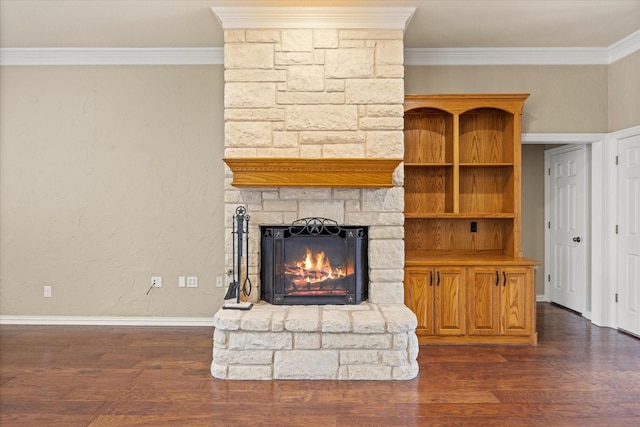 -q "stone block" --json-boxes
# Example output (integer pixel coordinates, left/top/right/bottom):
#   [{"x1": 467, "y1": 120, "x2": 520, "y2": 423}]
[
  {"x1": 240, "y1": 310, "x2": 272, "y2": 331},
  {"x1": 322, "y1": 143, "x2": 366, "y2": 158},
  {"x1": 225, "y1": 43, "x2": 274, "y2": 69},
  {"x1": 274, "y1": 350, "x2": 338, "y2": 379},
  {"x1": 294, "y1": 333, "x2": 321, "y2": 349},
  {"x1": 281, "y1": 30, "x2": 313, "y2": 52},
  {"x1": 246, "y1": 30, "x2": 280, "y2": 43},
  {"x1": 345, "y1": 365, "x2": 392, "y2": 380},
  {"x1": 298, "y1": 200, "x2": 344, "y2": 222},
  {"x1": 215, "y1": 349, "x2": 273, "y2": 365},
  {"x1": 325, "y1": 48, "x2": 374, "y2": 78},
  {"x1": 213, "y1": 329, "x2": 227, "y2": 346},
  {"x1": 392, "y1": 361, "x2": 419, "y2": 380},
  {"x1": 368, "y1": 268, "x2": 405, "y2": 283},
  {"x1": 210, "y1": 363, "x2": 228, "y2": 379},
  {"x1": 339, "y1": 350, "x2": 379, "y2": 365},
  {"x1": 225, "y1": 108, "x2": 284, "y2": 122},
  {"x1": 275, "y1": 52, "x2": 314, "y2": 65},
  {"x1": 352, "y1": 310, "x2": 386, "y2": 333},
  {"x1": 213, "y1": 309, "x2": 242, "y2": 330},
  {"x1": 225, "y1": 121, "x2": 272, "y2": 147},
  {"x1": 362, "y1": 187, "x2": 404, "y2": 212},
  {"x1": 227, "y1": 365, "x2": 273, "y2": 380},
  {"x1": 287, "y1": 65, "x2": 325, "y2": 92},
  {"x1": 368, "y1": 239, "x2": 404, "y2": 269},
  {"x1": 228, "y1": 331, "x2": 292, "y2": 350},
  {"x1": 345, "y1": 79, "x2": 404, "y2": 104},
  {"x1": 380, "y1": 350, "x2": 408, "y2": 366},
  {"x1": 340, "y1": 30, "x2": 403, "y2": 41},
  {"x1": 313, "y1": 29, "x2": 339, "y2": 48},
  {"x1": 225, "y1": 82, "x2": 276, "y2": 108},
  {"x1": 375, "y1": 65, "x2": 405, "y2": 78},
  {"x1": 343, "y1": 212, "x2": 404, "y2": 226},
  {"x1": 284, "y1": 306, "x2": 320, "y2": 332},
  {"x1": 359, "y1": 117, "x2": 405, "y2": 131},
  {"x1": 262, "y1": 200, "x2": 298, "y2": 212},
  {"x1": 225, "y1": 69, "x2": 286, "y2": 83},
  {"x1": 375, "y1": 40, "x2": 405, "y2": 65},
  {"x1": 276, "y1": 91, "x2": 344, "y2": 105},
  {"x1": 368, "y1": 282, "x2": 405, "y2": 304},
  {"x1": 322, "y1": 333, "x2": 391, "y2": 349},
  {"x1": 286, "y1": 105, "x2": 358, "y2": 131},
  {"x1": 280, "y1": 187, "x2": 332, "y2": 200},
  {"x1": 299, "y1": 131, "x2": 365, "y2": 145},
  {"x1": 321, "y1": 309, "x2": 352, "y2": 332},
  {"x1": 379, "y1": 304, "x2": 419, "y2": 333},
  {"x1": 366, "y1": 131, "x2": 404, "y2": 158}
]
